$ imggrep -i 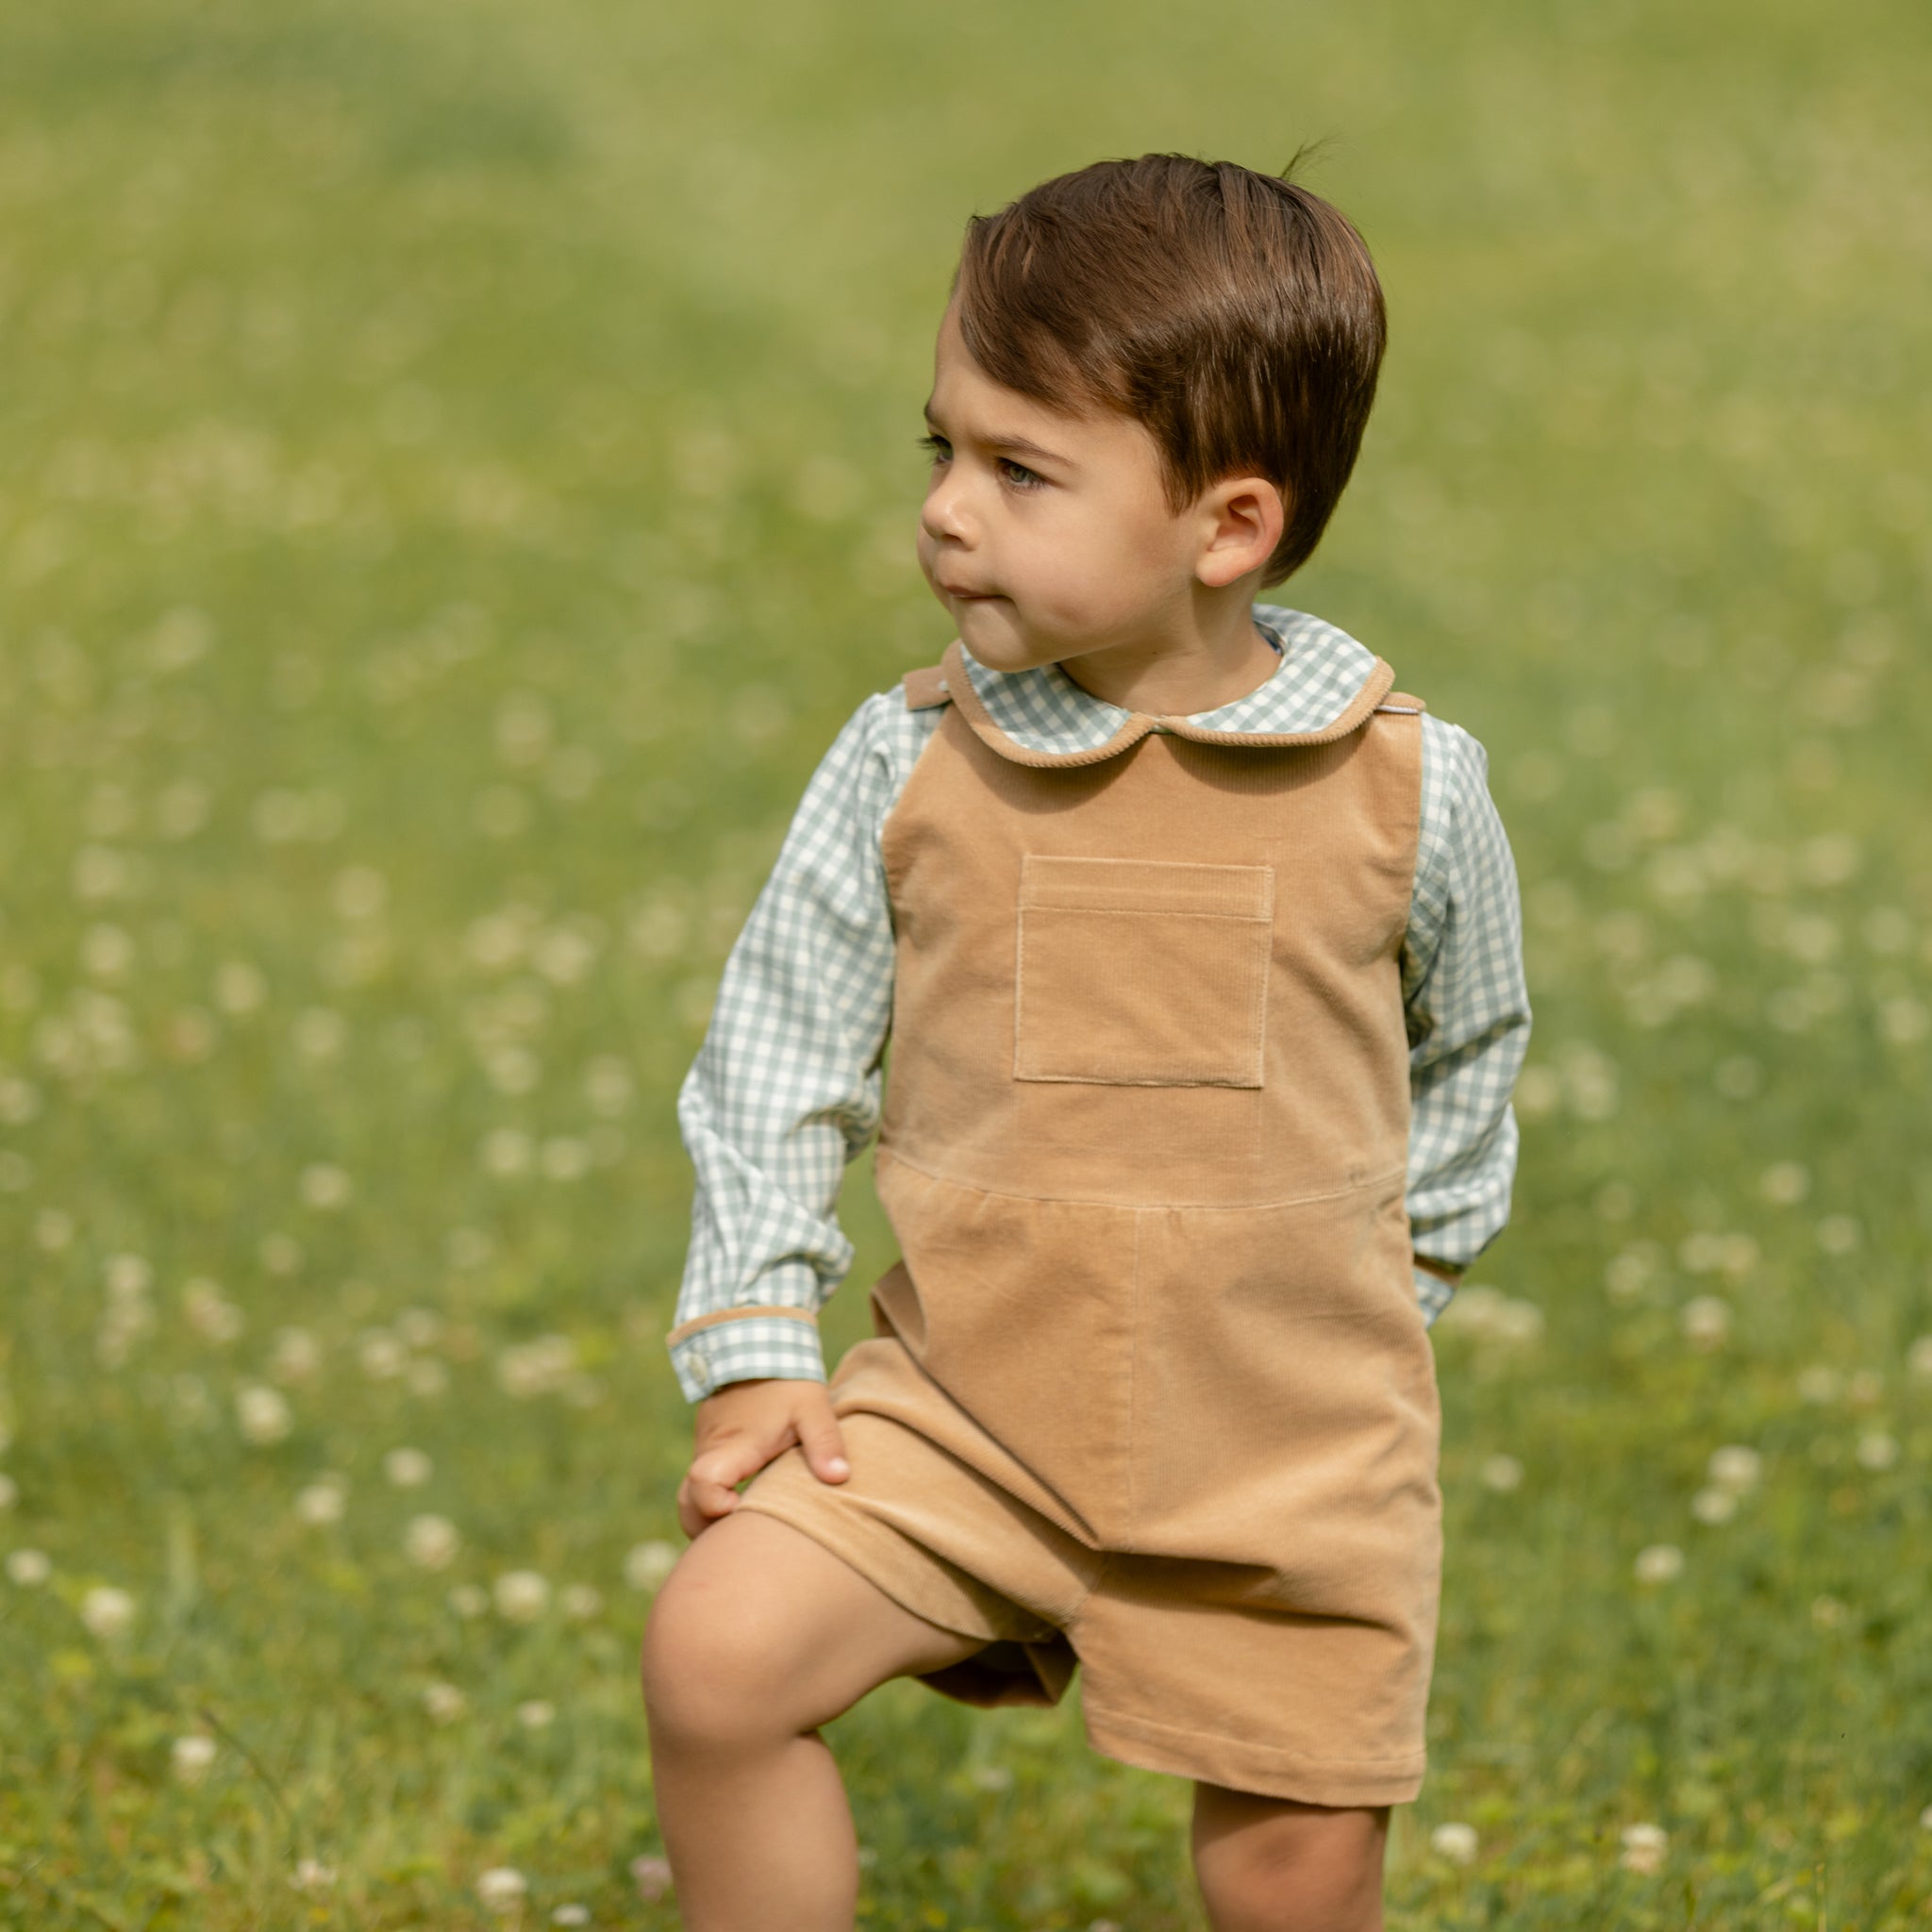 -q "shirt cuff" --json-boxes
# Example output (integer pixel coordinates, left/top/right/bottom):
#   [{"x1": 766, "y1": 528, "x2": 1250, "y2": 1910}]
[{"x1": 665, "y1": 1307, "x2": 829, "y2": 1403}]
